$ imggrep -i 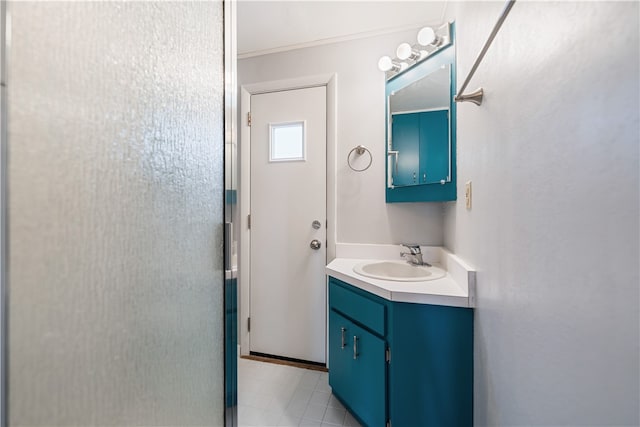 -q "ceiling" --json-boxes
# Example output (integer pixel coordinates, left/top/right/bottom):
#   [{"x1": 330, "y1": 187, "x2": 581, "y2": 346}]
[{"x1": 237, "y1": 1, "x2": 448, "y2": 58}]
